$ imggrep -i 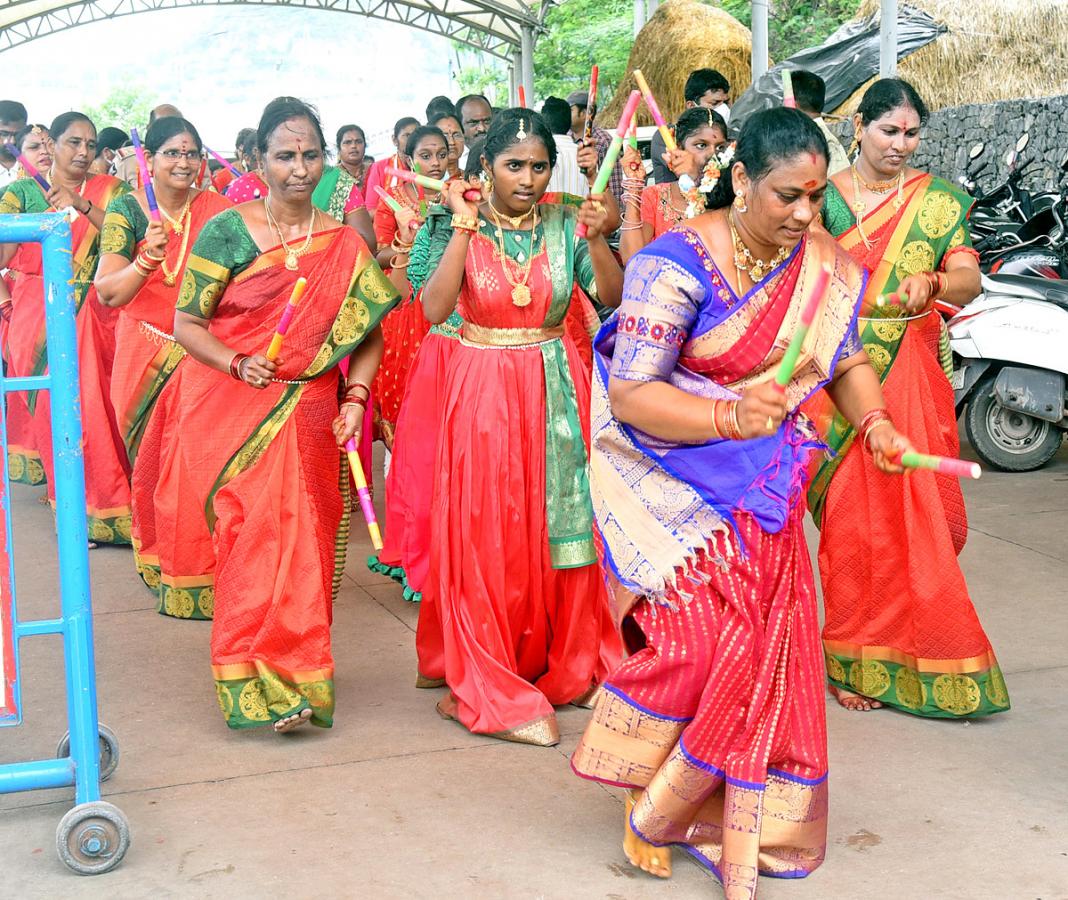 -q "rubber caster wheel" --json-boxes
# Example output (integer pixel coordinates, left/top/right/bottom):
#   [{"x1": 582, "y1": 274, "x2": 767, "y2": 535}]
[
  {"x1": 56, "y1": 723, "x2": 119, "y2": 782},
  {"x1": 56, "y1": 801, "x2": 130, "y2": 875}
]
